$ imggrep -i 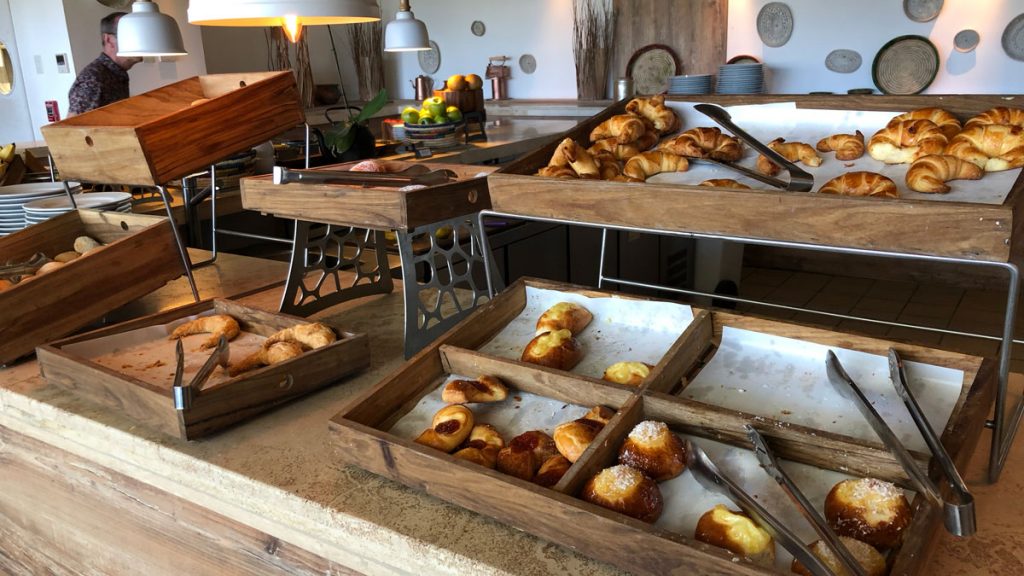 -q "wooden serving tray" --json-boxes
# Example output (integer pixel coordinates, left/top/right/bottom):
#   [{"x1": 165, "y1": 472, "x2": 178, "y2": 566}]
[
  {"x1": 329, "y1": 278, "x2": 994, "y2": 576},
  {"x1": 37, "y1": 299, "x2": 369, "y2": 440},
  {"x1": 240, "y1": 160, "x2": 495, "y2": 231},
  {"x1": 488, "y1": 94, "x2": 1024, "y2": 262},
  {"x1": 42, "y1": 72, "x2": 304, "y2": 187},
  {"x1": 0, "y1": 209, "x2": 182, "y2": 365}
]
